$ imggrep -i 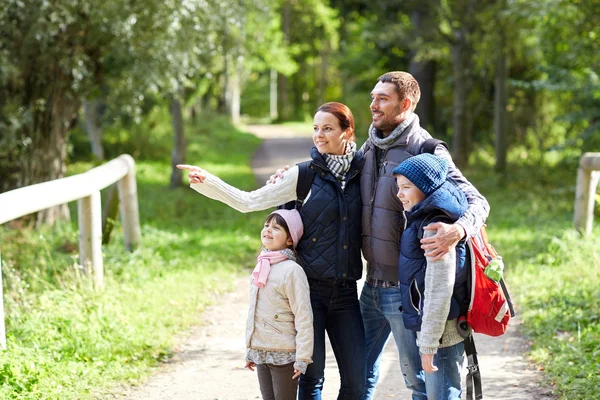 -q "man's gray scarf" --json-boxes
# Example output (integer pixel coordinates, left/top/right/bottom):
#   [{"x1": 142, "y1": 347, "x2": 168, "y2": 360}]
[{"x1": 368, "y1": 113, "x2": 417, "y2": 150}]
